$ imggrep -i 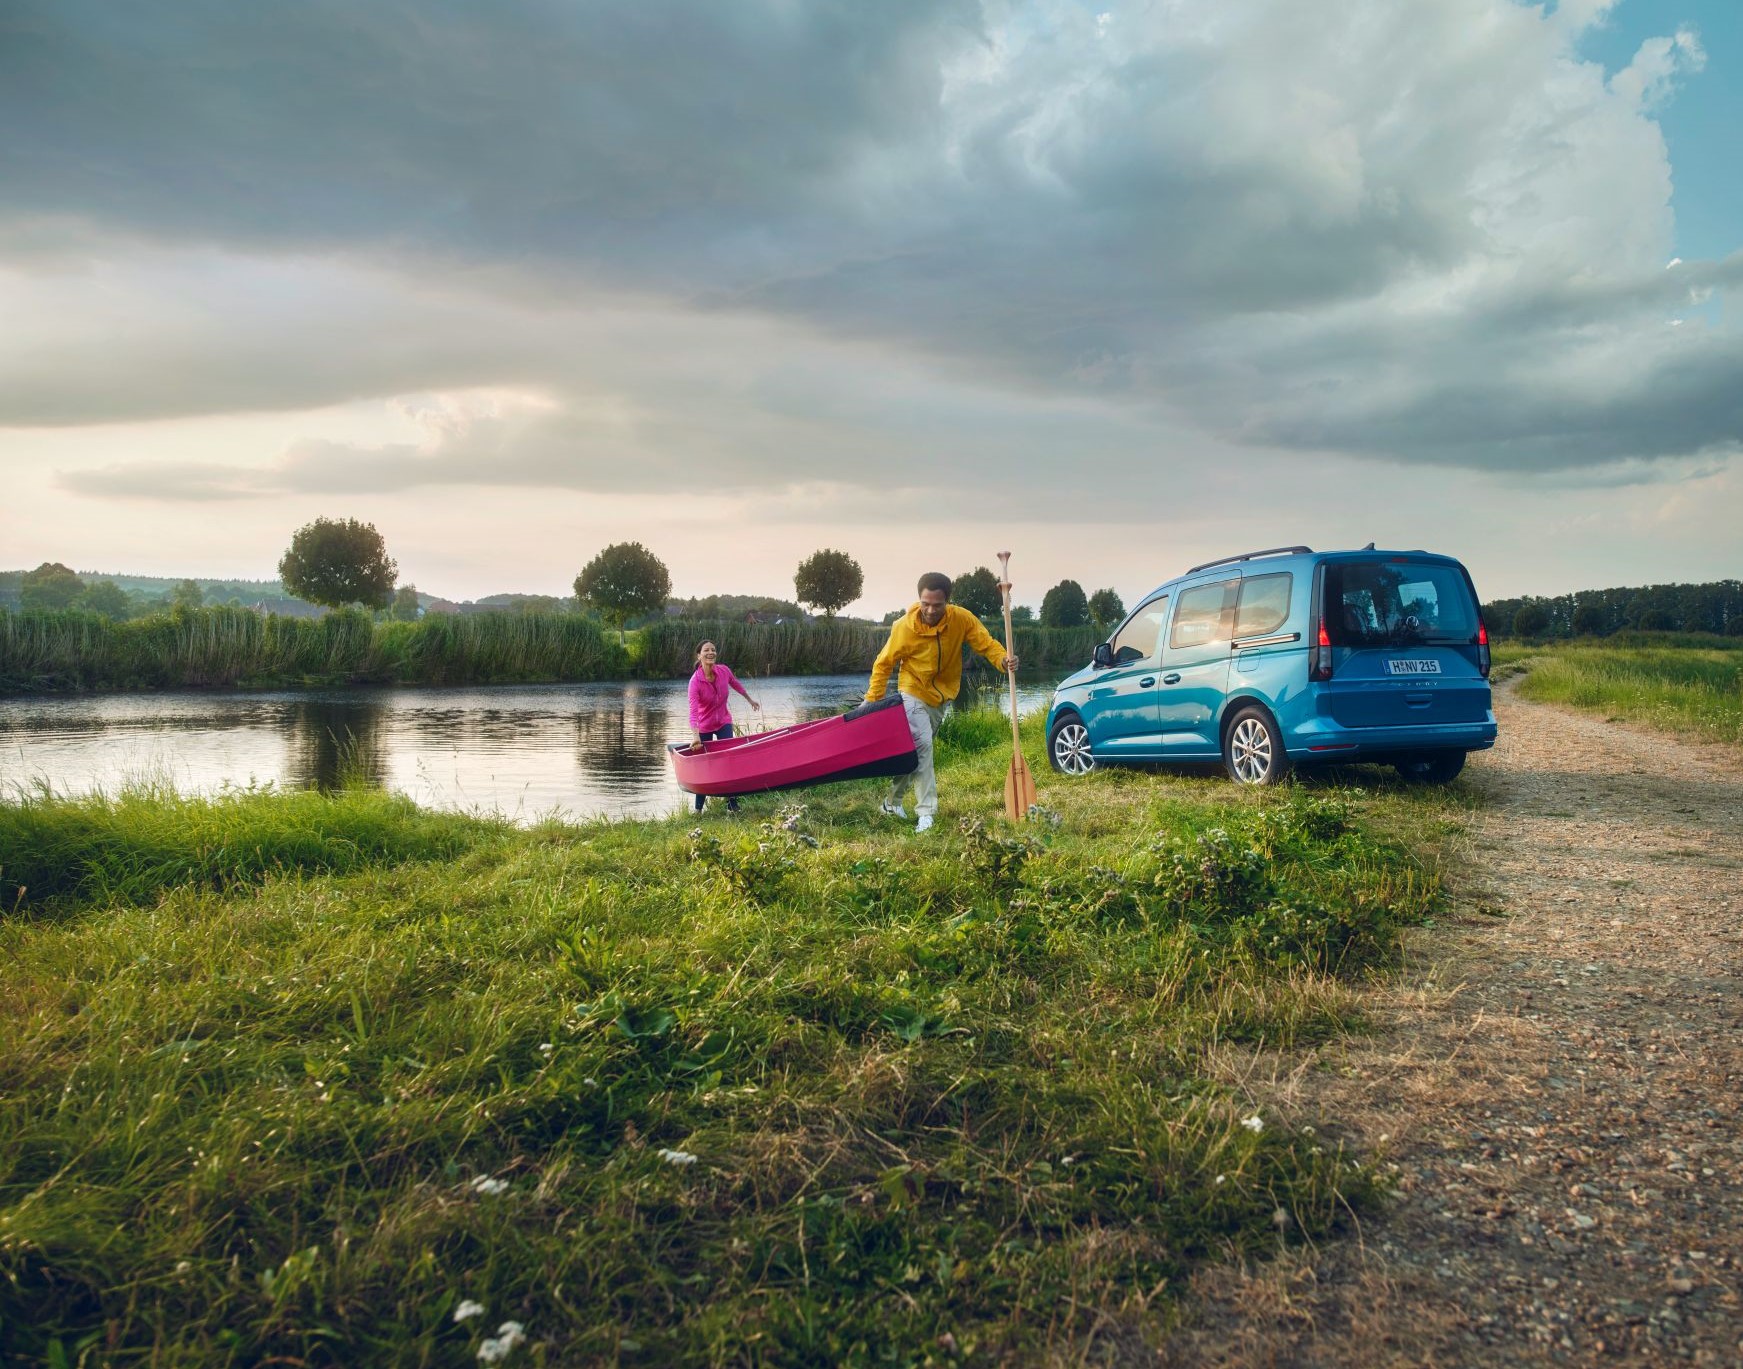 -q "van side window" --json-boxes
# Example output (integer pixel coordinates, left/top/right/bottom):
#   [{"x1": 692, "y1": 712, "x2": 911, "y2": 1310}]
[
  {"x1": 1234, "y1": 573, "x2": 1292, "y2": 638},
  {"x1": 1109, "y1": 595, "x2": 1170, "y2": 664},
  {"x1": 1169, "y1": 579, "x2": 1238, "y2": 651}
]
